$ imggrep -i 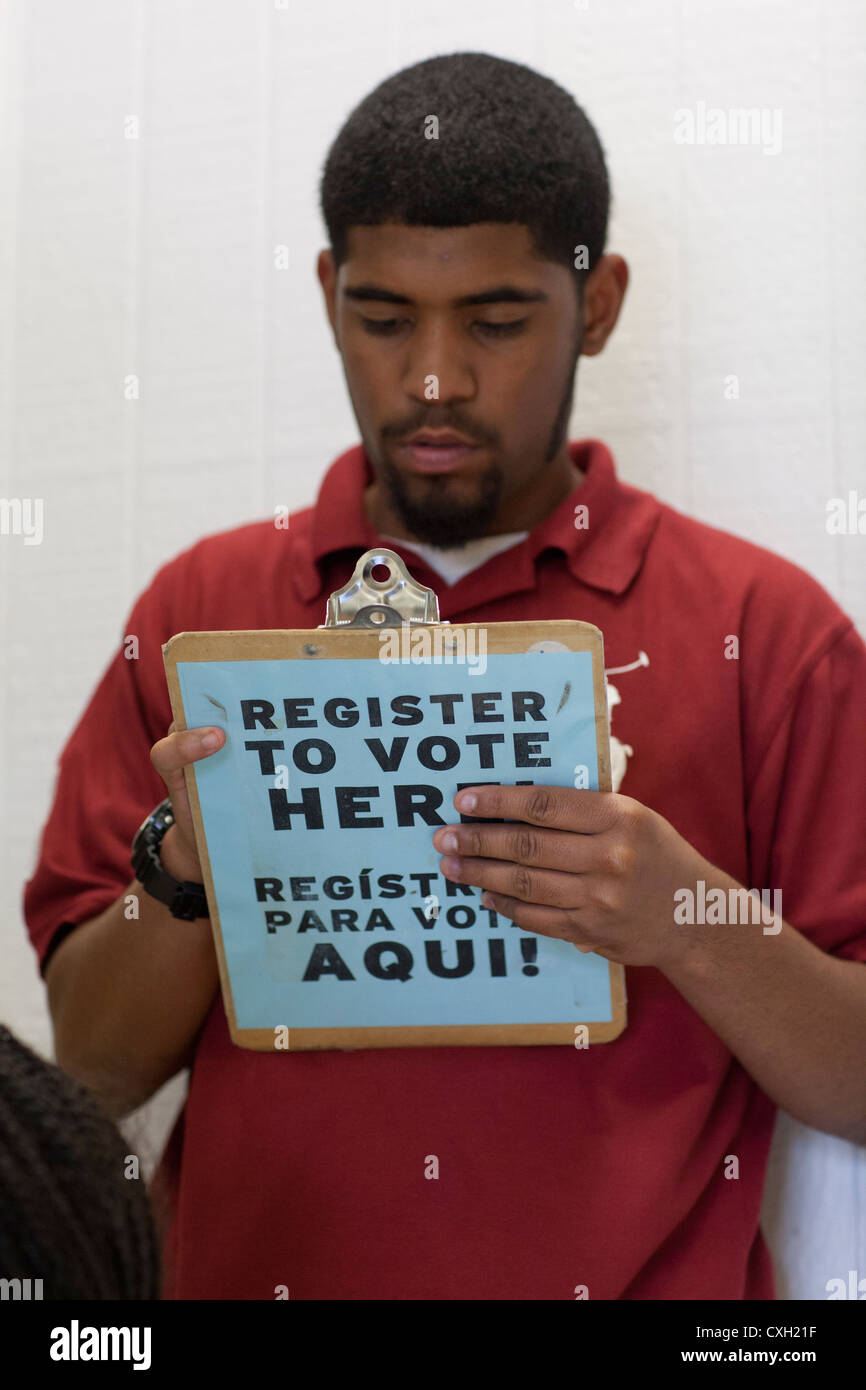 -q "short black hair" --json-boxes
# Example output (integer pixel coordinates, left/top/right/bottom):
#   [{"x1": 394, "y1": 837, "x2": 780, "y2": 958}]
[
  {"x1": 0, "y1": 1025, "x2": 161, "y2": 1299},
  {"x1": 320, "y1": 51, "x2": 610, "y2": 295}
]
